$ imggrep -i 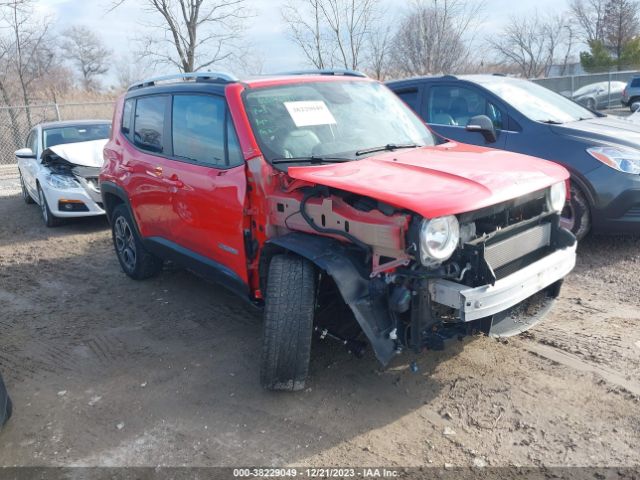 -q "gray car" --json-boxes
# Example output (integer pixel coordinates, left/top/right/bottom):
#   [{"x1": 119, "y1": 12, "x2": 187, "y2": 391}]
[
  {"x1": 621, "y1": 76, "x2": 640, "y2": 111},
  {"x1": 572, "y1": 81, "x2": 626, "y2": 110}
]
